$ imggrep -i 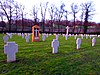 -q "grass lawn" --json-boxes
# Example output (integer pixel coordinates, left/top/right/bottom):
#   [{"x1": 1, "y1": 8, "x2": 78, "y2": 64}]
[{"x1": 0, "y1": 33, "x2": 100, "y2": 75}]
